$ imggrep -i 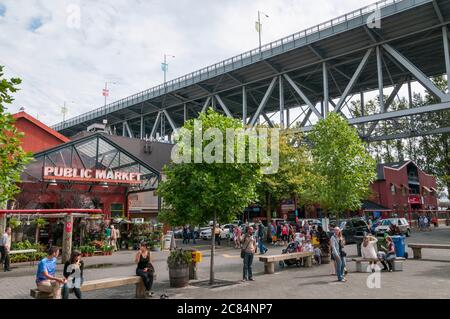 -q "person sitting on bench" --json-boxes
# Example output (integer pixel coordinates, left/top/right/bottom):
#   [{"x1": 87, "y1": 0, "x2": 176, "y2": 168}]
[
  {"x1": 35, "y1": 247, "x2": 67, "y2": 299},
  {"x1": 361, "y1": 234, "x2": 378, "y2": 272},
  {"x1": 378, "y1": 236, "x2": 396, "y2": 272},
  {"x1": 135, "y1": 242, "x2": 155, "y2": 298},
  {"x1": 62, "y1": 251, "x2": 84, "y2": 299}
]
